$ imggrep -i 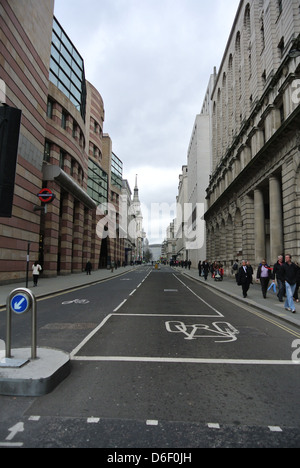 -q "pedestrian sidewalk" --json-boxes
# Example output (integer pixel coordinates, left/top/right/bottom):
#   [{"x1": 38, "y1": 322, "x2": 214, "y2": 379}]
[
  {"x1": 0, "y1": 266, "x2": 138, "y2": 308},
  {"x1": 179, "y1": 268, "x2": 300, "y2": 329}
]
